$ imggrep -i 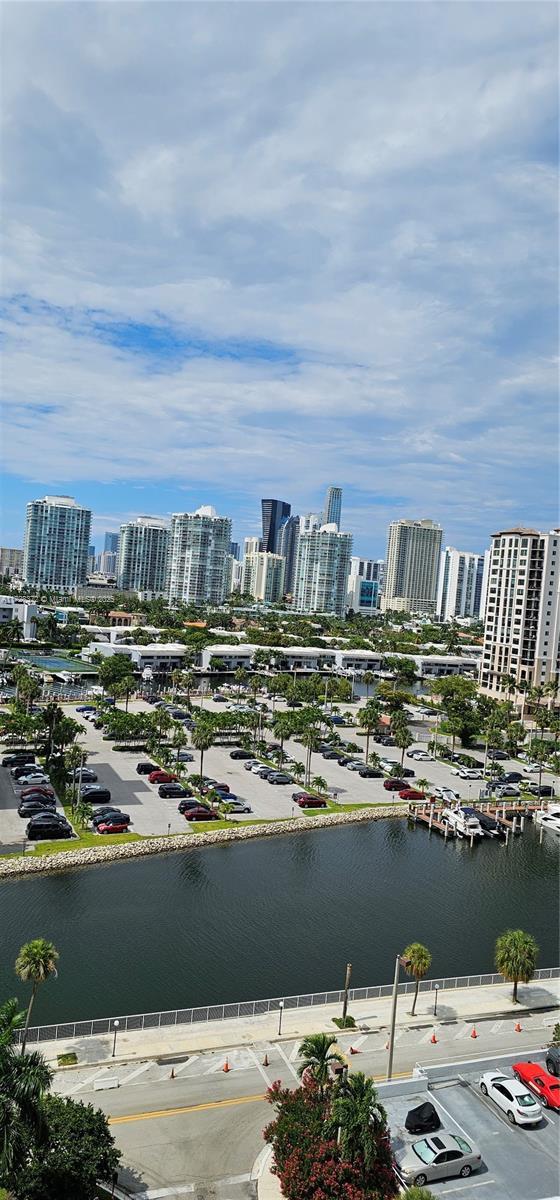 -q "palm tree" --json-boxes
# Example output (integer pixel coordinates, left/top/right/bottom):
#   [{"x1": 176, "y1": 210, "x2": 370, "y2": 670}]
[
  {"x1": 368, "y1": 750, "x2": 381, "y2": 769},
  {"x1": 495, "y1": 929, "x2": 539, "y2": 1003},
  {"x1": 415, "y1": 777, "x2": 430, "y2": 796},
  {"x1": 0, "y1": 1035, "x2": 52, "y2": 1179},
  {"x1": 0, "y1": 1000, "x2": 25, "y2": 1049},
  {"x1": 311, "y1": 775, "x2": 328, "y2": 795},
  {"x1": 362, "y1": 671, "x2": 375, "y2": 700},
  {"x1": 394, "y1": 722, "x2": 413, "y2": 766},
  {"x1": 327, "y1": 1071, "x2": 388, "y2": 1179},
  {"x1": 301, "y1": 726, "x2": 321, "y2": 787},
  {"x1": 191, "y1": 721, "x2": 215, "y2": 781},
  {"x1": 15, "y1": 939, "x2": 59, "y2": 1053},
  {"x1": 297, "y1": 1032, "x2": 343, "y2": 1096},
  {"x1": 361, "y1": 700, "x2": 381, "y2": 762},
  {"x1": 403, "y1": 942, "x2": 432, "y2": 1016},
  {"x1": 65, "y1": 743, "x2": 87, "y2": 811},
  {"x1": 291, "y1": 761, "x2": 305, "y2": 783}
]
